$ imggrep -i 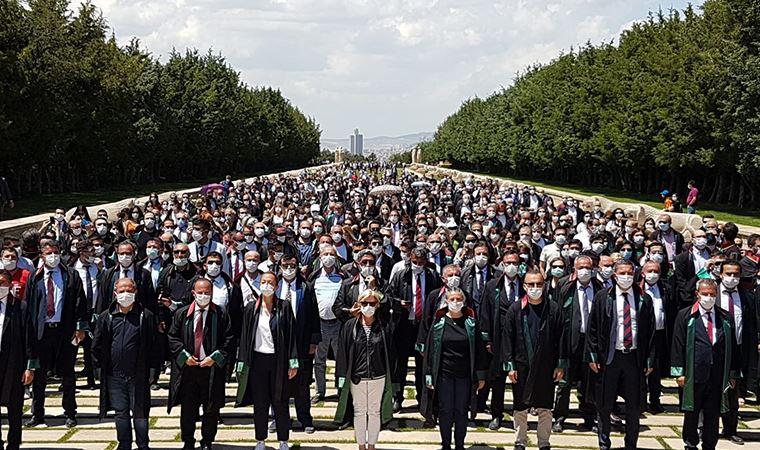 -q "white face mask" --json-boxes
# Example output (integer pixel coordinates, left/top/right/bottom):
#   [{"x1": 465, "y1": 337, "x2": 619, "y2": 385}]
[
  {"x1": 526, "y1": 287, "x2": 543, "y2": 300},
  {"x1": 273, "y1": 251, "x2": 283, "y2": 262},
  {"x1": 321, "y1": 255, "x2": 336, "y2": 268},
  {"x1": 71, "y1": 228, "x2": 82, "y2": 236},
  {"x1": 650, "y1": 253, "x2": 664, "y2": 264},
  {"x1": 504, "y1": 263, "x2": 518, "y2": 278},
  {"x1": 447, "y1": 275, "x2": 461, "y2": 289},
  {"x1": 577, "y1": 268, "x2": 592, "y2": 283},
  {"x1": 236, "y1": 241, "x2": 246, "y2": 251},
  {"x1": 313, "y1": 226, "x2": 323, "y2": 234},
  {"x1": 599, "y1": 266, "x2": 614, "y2": 279},
  {"x1": 144, "y1": 219, "x2": 156, "y2": 229},
  {"x1": 723, "y1": 276, "x2": 740, "y2": 290},
  {"x1": 447, "y1": 301, "x2": 464, "y2": 313},
  {"x1": 45, "y1": 253, "x2": 60, "y2": 268},
  {"x1": 554, "y1": 235, "x2": 567, "y2": 245},
  {"x1": 591, "y1": 242, "x2": 605, "y2": 254},
  {"x1": 118, "y1": 254, "x2": 133, "y2": 267},
  {"x1": 254, "y1": 228, "x2": 266, "y2": 238},
  {"x1": 700, "y1": 295, "x2": 716, "y2": 311},
  {"x1": 411, "y1": 263, "x2": 424, "y2": 274},
  {"x1": 93, "y1": 245, "x2": 105, "y2": 256},
  {"x1": 550, "y1": 267, "x2": 565, "y2": 278},
  {"x1": 633, "y1": 235, "x2": 645, "y2": 245},
  {"x1": 332, "y1": 233, "x2": 342, "y2": 243},
  {"x1": 2, "y1": 258, "x2": 17, "y2": 271},
  {"x1": 116, "y1": 292, "x2": 135, "y2": 307},
  {"x1": 0, "y1": 286, "x2": 9, "y2": 298},
  {"x1": 191, "y1": 230, "x2": 204, "y2": 242},
  {"x1": 245, "y1": 260, "x2": 259, "y2": 273},
  {"x1": 206, "y1": 262, "x2": 221, "y2": 277},
  {"x1": 693, "y1": 237, "x2": 707, "y2": 250},
  {"x1": 361, "y1": 304, "x2": 376, "y2": 317},
  {"x1": 260, "y1": 283, "x2": 275, "y2": 296},
  {"x1": 360, "y1": 266, "x2": 374, "y2": 278},
  {"x1": 300, "y1": 228, "x2": 312, "y2": 238},
  {"x1": 429, "y1": 243, "x2": 442, "y2": 254},
  {"x1": 617, "y1": 274, "x2": 634, "y2": 290},
  {"x1": 644, "y1": 272, "x2": 660, "y2": 285},
  {"x1": 174, "y1": 257, "x2": 188, "y2": 267},
  {"x1": 282, "y1": 267, "x2": 296, "y2": 279},
  {"x1": 474, "y1": 254, "x2": 488, "y2": 268},
  {"x1": 194, "y1": 293, "x2": 211, "y2": 307}
]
